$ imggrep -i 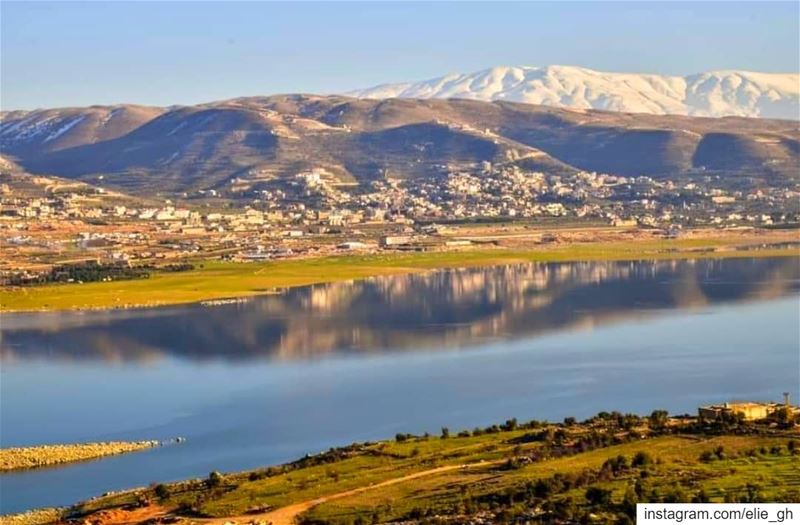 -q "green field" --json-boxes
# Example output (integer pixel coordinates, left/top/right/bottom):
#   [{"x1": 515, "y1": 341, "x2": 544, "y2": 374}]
[
  {"x1": 302, "y1": 435, "x2": 799, "y2": 525},
  {"x1": 2, "y1": 238, "x2": 798, "y2": 312},
  {"x1": 62, "y1": 413, "x2": 800, "y2": 525}
]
